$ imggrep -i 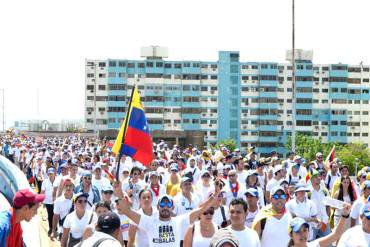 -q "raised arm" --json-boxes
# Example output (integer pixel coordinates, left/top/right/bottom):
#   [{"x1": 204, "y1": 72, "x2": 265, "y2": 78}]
[{"x1": 189, "y1": 194, "x2": 218, "y2": 224}]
